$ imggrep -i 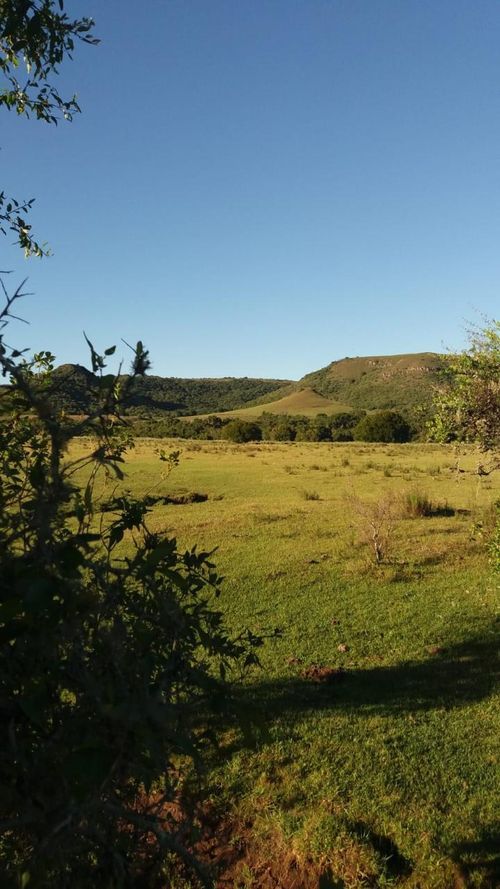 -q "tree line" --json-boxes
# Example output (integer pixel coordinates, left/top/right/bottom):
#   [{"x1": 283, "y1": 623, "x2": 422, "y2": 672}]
[{"x1": 130, "y1": 409, "x2": 413, "y2": 443}]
